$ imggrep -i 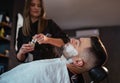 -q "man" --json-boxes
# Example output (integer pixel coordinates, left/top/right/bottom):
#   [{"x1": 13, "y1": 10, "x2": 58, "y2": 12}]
[
  {"x1": 0, "y1": 36, "x2": 108, "y2": 83},
  {"x1": 63, "y1": 37, "x2": 108, "y2": 83},
  {"x1": 67, "y1": 37, "x2": 107, "y2": 73}
]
